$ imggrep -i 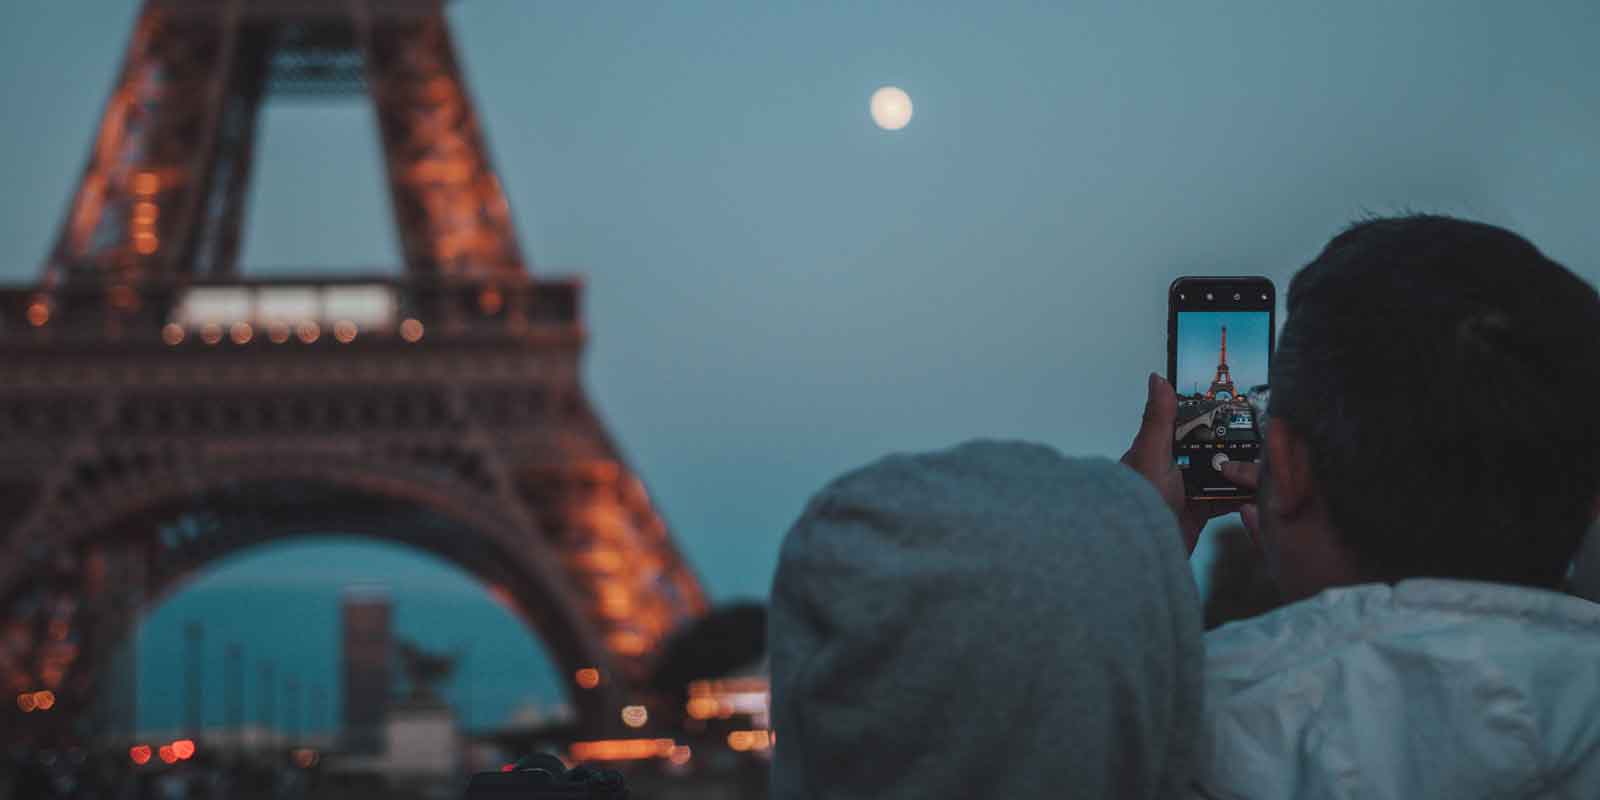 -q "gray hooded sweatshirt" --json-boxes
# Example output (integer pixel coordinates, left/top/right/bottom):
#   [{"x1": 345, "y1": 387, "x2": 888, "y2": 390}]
[{"x1": 769, "y1": 440, "x2": 1204, "y2": 799}]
